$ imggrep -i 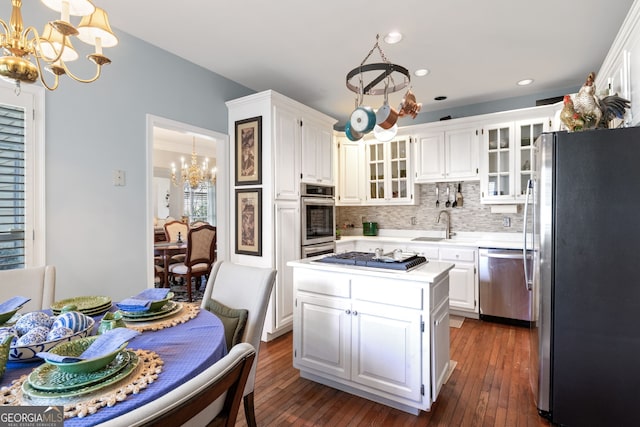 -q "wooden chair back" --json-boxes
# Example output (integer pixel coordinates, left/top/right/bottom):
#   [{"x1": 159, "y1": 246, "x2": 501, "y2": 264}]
[
  {"x1": 164, "y1": 220, "x2": 188, "y2": 243},
  {"x1": 185, "y1": 224, "x2": 217, "y2": 267}
]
